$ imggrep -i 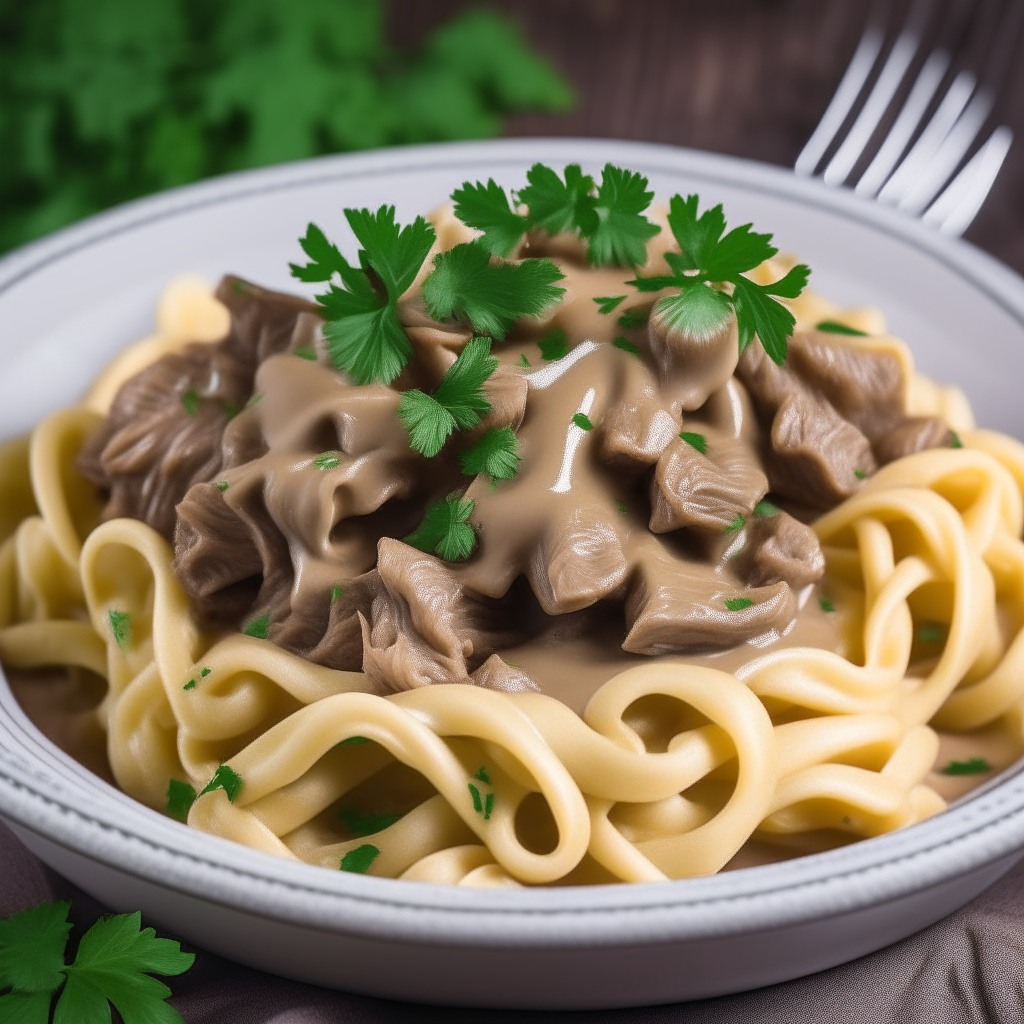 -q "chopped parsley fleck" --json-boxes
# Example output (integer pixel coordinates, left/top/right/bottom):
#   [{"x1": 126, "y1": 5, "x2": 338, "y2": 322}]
[
  {"x1": 918, "y1": 622, "x2": 946, "y2": 644},
  {"x1": 951, "y1": 431, "x2": 963, "y2": 449},
  {"x1": 753, "y1": 499, "x2": 779, "y2": 518},
  {"x1": 517, "y1": 353, "x2": 531, "y2": 367},
  {"x1": 216, "y1": 480, "x2": 229, "y2": 492},
  {"x1": 572, "y1": 412, "x2": 594, "y2": 431},
  {"x1": 484, "y1": 792, "x2": 494, "y2": 819},
  {"x1": 468, "y1": 782, "x2": 483, "y2": 814},
  {"x1": 166, "y1": 779, "x2": 197, "y2": 823},
  {"x1": 232, "y1": 279, "x2": 248, "y2": 294},
  {"x1": 725, "y1": 597, "x2": 753, "y2": 611},
  {"x1": 940, "y1": 757, "x2": 991, "y2": 776},
  {"x1": 336, "y1": 735, "x2": 370, "y2": 746},
  {"x1": 243, "y1": 614, "x2": 270, "y2": 639},
  {"x1": 245, "y1": 392, "x2": 264, "y2": 408},
  {"x1": 331, "y1": 584, "x2": 345, "y2": 602},
  {"x1": 725, "y1": 513, "x2": 745, "y2": 532},
  {"x1": 538, "y1": 327, "x2": 569, "y2": 360},
  {"x1": 854, "y1": 469, "x2": 866, "y2": 480},
  {"x1": 617, "y1": 307, "x2": 648, "y2": 329},
  {"x1": 679, "y1": 431, "x2": 707, "y2": 455},
  {"x1": 615, "y1": 499, "x2": 628, "y2": 515},
  {"x1": 107, "y1": 609, "x2": 132, "y2": 651},
  {"x1": 201, "y1": 764, "x2": 243, "y2": 802},
  {"x1": 340, "y1": 844, "x2": 380, "y2": 874},
  {"x1": 313, "y1": 450, "x2": 342, "y2": 471},
  {"x1": 816, "y1": 320, "x2": 867, "y2": 336},
  {"x1": 183, "y1": 679, "x2": 196, "y2": 691},
  {"x1": 337, "y1": 808, "x2": 400, "y2": 836},
  {"x1": 201, "y1": 667, "x2": 211, "y2": 677},
  {"x1": 294, "y1": 346, "x2": 318, "y2": 360},
  {"x1": 613, "y1": 335, "x2": 640, "y2": 356},
  {"x1": 594, "y1": 295, "x2": 627, "y2": 314},
  {"x1": 819, "y1": 597, "x2": 835, "y2": 613},
  {"x1": 404, "y1": 494, "x2": 477, "y2": 562},
  {"x1": 474, "y1": 766, "x2": 491, "y2": 784},
  {"x1": 180, "y1": 388, "x2": 200, "y2": 416}
]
